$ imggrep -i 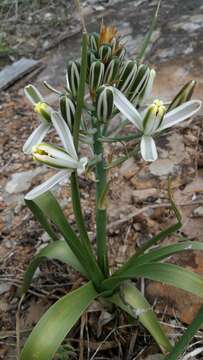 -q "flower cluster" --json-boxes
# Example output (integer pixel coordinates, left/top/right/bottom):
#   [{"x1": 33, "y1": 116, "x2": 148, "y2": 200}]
[{"x1": 23, "y1": 25, "x2": 201, "y2": 200}]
